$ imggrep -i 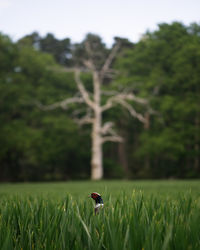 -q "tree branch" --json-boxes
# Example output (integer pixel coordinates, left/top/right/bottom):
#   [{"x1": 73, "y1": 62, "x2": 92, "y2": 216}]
[
  {"x1": 101, "y1": 90, "x2": 119, "y2": 96},
  {"x1": 84, "y1": 41, "x2": 96, "y2": 71},
  {"x1": 85, "y1": 40, "x2": 93, "y2": 57},
  {"x1": 74, "y1": 108, "x2": 94, "y2": 126},
  {"x1": 101, "y1": 95, "x2": 116, "y2": 112},
  {"x1": 83, "y1": 59, "x2": 96, "y2": 71},
  {"x1": 101, "y1": 135, "x2": 123, "y2": 144},
  {"x1": 35, "y1": 95, "x2": 84, "y2": 111},
  {"x1": 117, "y1": 99, "x2": 146, "y2": 123},
  {"x1": 74, "y1": 69, "x2": 96, "y2": 109},
  {"x1": 101, "y1": 92, "x2": 148, "y2": 123},
  {"x1": 74, "y1": 115, "x2": 94, "y2": 126},
  {"x1": 101, "y1": 121, "x2": 114, "y2": 135},
  {"x1": 100, "y1": 42, "x2": 120, "y2": 80},
  {"x1": 101, "y1": 121, "x2": 123, "y2": 143},
  {"x1": 123, "y1": 92, "x2": 148, "y2": 105},
  {"x1": 101, "y1": 92, "x2": 148, "y2": 112}
]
